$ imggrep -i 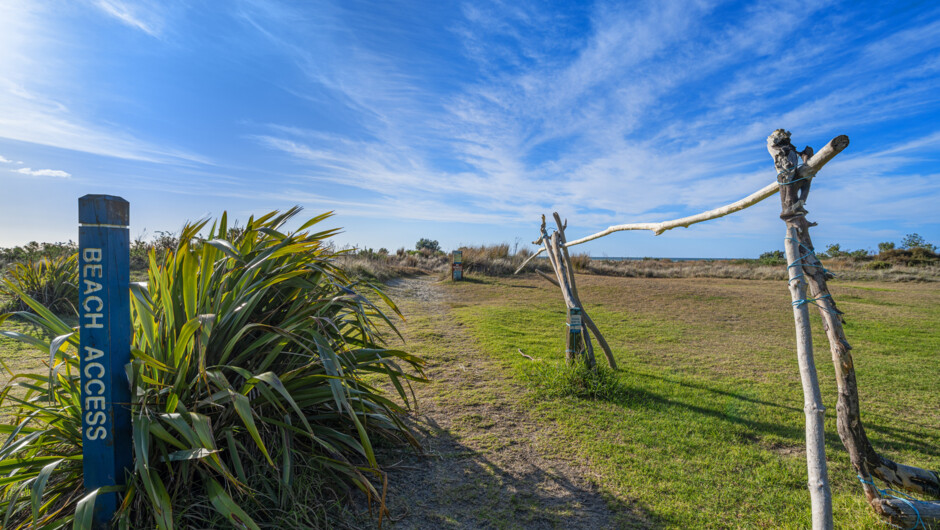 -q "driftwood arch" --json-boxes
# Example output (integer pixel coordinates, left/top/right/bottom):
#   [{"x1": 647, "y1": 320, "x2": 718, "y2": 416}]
[{"x1": 518, "y1": 131, "x2": 939, "y2": 529}]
